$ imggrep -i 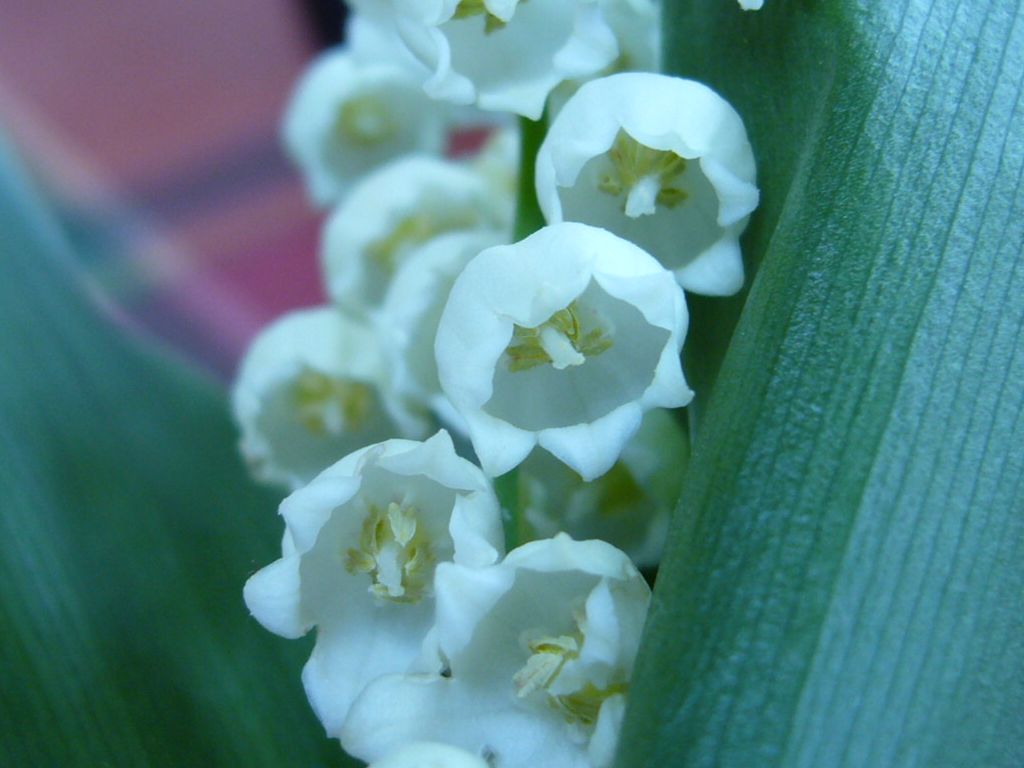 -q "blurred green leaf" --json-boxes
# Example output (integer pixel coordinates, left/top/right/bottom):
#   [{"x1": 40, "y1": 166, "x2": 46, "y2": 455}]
[
  {"x1": 620, "y1": 1, "x2": 1024, "y2": 766},
  {"x1": 0, "y1": 140, "x2": 356, "y2": 765}
]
